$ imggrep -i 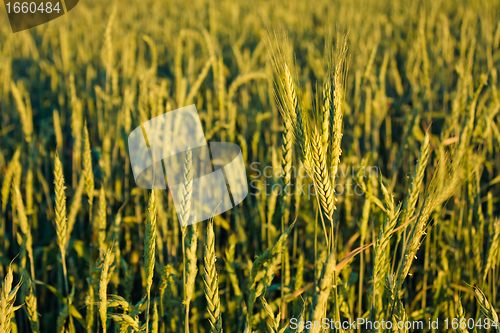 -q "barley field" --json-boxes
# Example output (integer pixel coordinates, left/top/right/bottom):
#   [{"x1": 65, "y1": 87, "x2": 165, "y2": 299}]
[{"x1": 1, "y1": 0, "x2": 500, "y2": 332}]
